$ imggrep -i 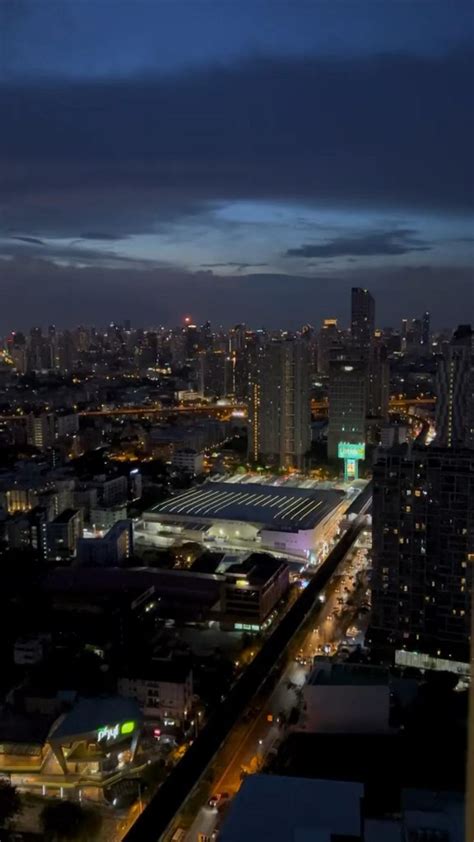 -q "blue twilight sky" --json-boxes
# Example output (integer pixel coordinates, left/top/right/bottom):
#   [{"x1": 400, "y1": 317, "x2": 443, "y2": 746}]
[{"x1": 0, "y1": 0, "x2": 473, "y2": 329}]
